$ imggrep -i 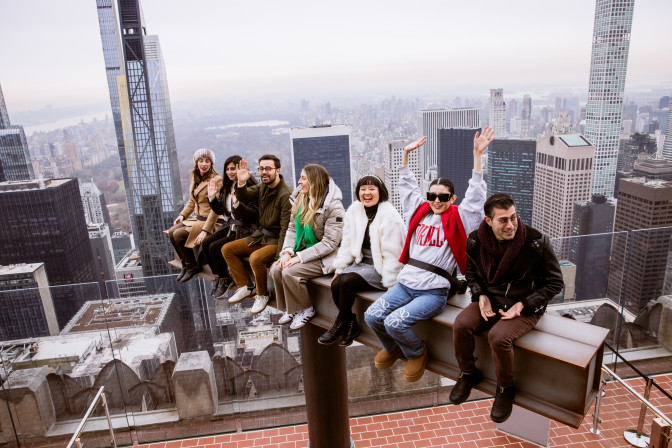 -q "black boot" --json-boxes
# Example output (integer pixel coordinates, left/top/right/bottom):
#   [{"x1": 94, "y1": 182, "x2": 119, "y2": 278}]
[
  {"x1": 449, "y1": 369, "x2": 483, "y2": 405},
  {"x1": 213, "y1": 277, "x2": 232, "y2": 298},
  {"x1": 490, "y1": 385, "x2": 516, "y2": 423},
  {"x1": 318, "y1": 319, "x2": 346, "y2": 345},
  {"x1": 210, "y1": 278, "x2": 221, "y2": 296},
  {"x1": 175, "y1": 264, "x2": 188, "y2": 282},
  {"x1": 339, "y1": 318, "x2": 361, "y2": 347},
  {"x1": 179, "y1": 262, "x2": 201, "y2": 283}
]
